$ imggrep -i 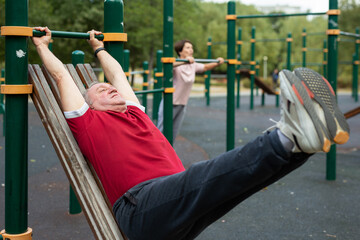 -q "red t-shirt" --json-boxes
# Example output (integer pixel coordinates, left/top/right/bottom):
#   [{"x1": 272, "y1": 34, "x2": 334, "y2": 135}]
[{"x1": 65, "y1": 102, "x2": 185, "y2": 205}]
